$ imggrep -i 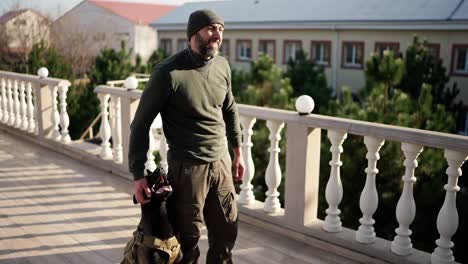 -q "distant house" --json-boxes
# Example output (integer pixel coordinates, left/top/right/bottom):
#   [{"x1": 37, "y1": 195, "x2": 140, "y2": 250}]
[
  {"x1": 52, "y1": 0, "x2": 176, "y2": 63},
  {"x1": 151, "y1": 0, "x2": 468, "y2": 104},
  {"x1": 0, "y1": 9, "x2": 50, "y2": 52}
]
